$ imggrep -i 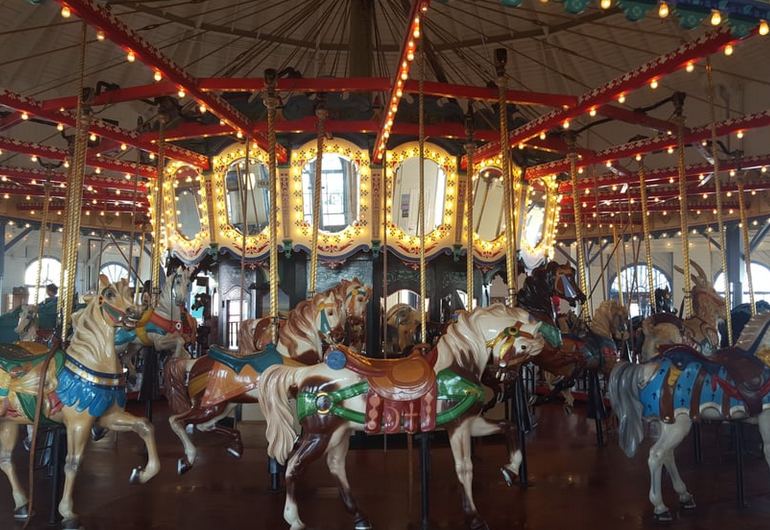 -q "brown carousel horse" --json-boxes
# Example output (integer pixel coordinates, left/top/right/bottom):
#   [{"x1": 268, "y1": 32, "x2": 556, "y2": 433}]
[
  {"x1": 258, "y1": 304, "x2": 546, "y2": 530},
  {"x1": 639, "y1": 260, "x2": 724, "y2": 361},
  {"x1": 0, "y1": 277, "x2": 159, "y2": 529},
  {"x1": 165, "y1": 278, "x2": 371, "y2": 473}
]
